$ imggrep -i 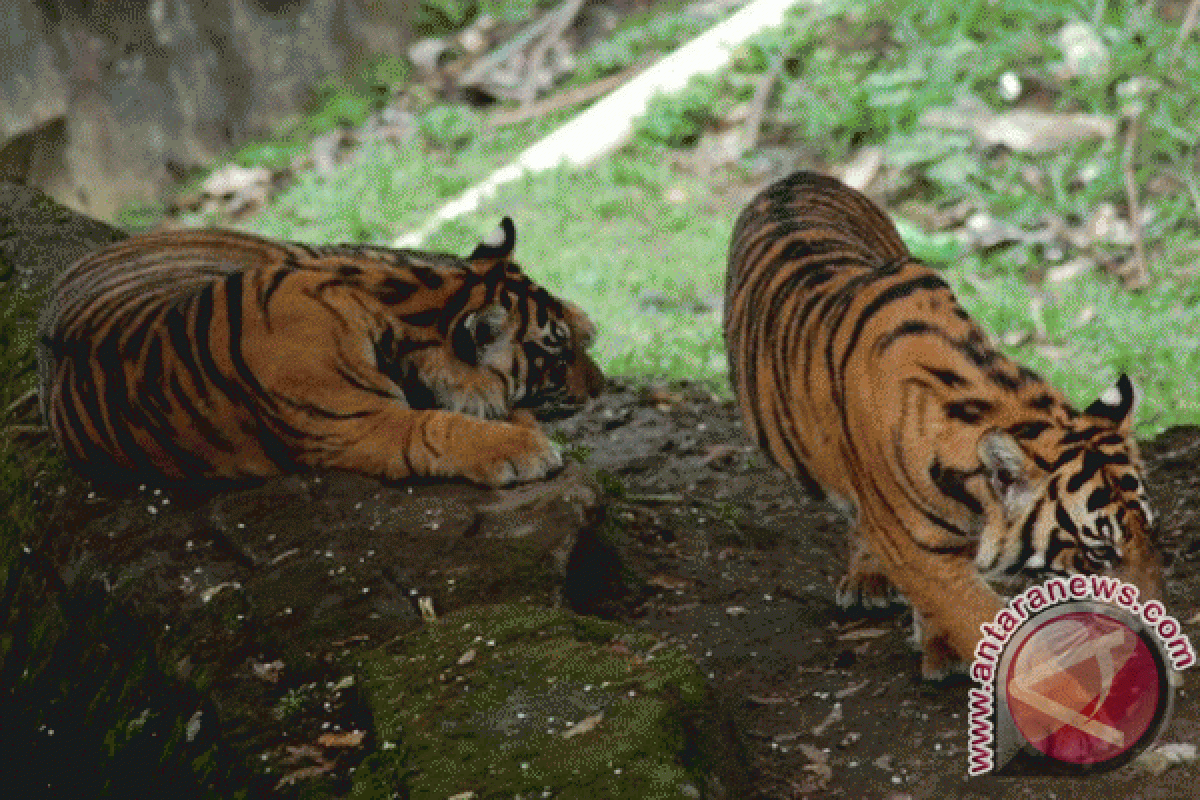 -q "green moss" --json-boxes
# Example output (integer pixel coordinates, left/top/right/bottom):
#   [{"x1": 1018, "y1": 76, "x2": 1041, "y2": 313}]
[{"x1": 353, "y1": 604, "x2": 719, "y2": 799}]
